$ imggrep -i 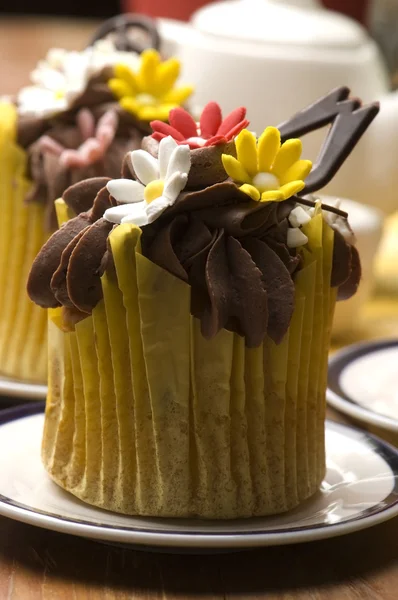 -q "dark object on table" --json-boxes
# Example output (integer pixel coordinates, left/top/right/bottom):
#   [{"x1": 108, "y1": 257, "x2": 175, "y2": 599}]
[{"x1": 0, "y1": 0, "x2": 119, "y2": 18}]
